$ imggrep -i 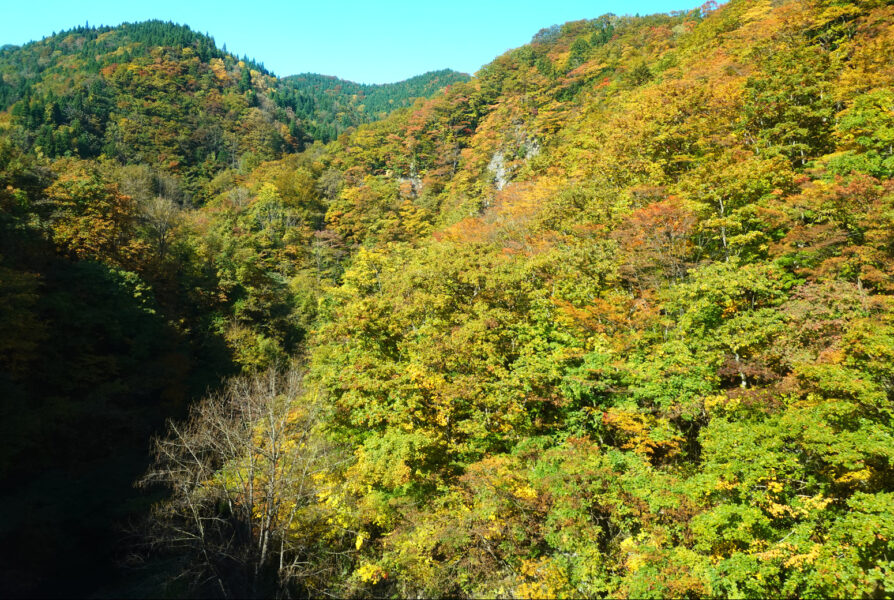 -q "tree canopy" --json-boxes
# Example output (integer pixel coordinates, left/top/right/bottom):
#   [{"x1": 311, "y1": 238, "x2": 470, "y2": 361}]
[{"x1": 2, "y1": 1, "x2": 894, "y2": 597}]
